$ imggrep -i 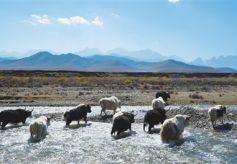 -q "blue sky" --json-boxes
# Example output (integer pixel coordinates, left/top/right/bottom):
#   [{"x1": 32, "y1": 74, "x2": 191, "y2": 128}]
[{"x1": 0, "y1": 0, "x2": 237, "y2": 60}]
